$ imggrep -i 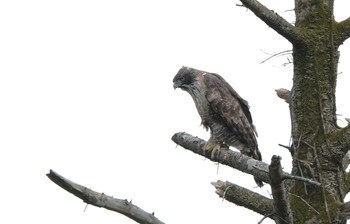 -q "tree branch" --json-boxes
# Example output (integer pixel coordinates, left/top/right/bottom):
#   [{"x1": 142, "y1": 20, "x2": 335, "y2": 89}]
[
  {"x1": 211, "y1": 180, "x2": 274, "y2": 218},
  {"x1": 336, "y1": 17, "x2": 350, "y2": 44},
  {"x1": 46, "y1": 170, "x2": 165, "y2": 224},
  {"x1": 275, "y1": 88, "x2": 291, "y2": 104},
  {"x1": 172, "y1": 132, "x2": 321, "y2": 187},
  {"x1": 238, "y1": 0, "x2": 301, "y2": 45},
  {"x1": 172, "y1": 132, "x2": 270, "y2": 184},
  {"x1": 269, "y1": 156, "x2": 293, "y2": 224}
]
